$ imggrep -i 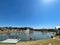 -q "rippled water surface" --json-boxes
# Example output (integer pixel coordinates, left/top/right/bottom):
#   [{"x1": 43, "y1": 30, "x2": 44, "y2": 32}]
[{"x1": 0, "y1": 31, "x2": 52, "y2": 41}]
